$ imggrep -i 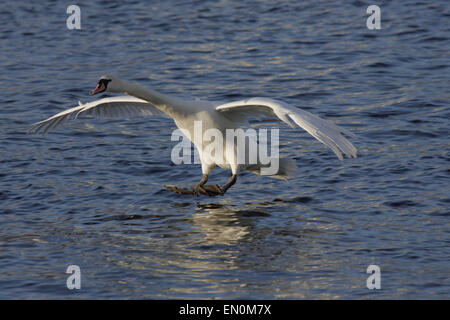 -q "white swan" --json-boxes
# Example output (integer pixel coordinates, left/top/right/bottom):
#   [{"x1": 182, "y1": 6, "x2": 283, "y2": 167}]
[{"x1": 29, "y1": 75, "x2": 357, "y2": 196}]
